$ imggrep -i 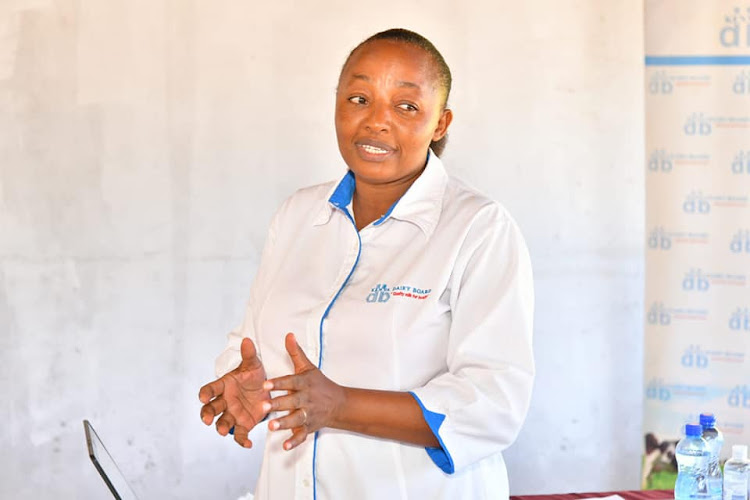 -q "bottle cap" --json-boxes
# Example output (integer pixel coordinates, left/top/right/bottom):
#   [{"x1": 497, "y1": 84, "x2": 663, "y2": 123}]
[
  {"x1": 732, "y1": 444, "x2": 748, "y2": 460},
  {"x1": 699, "y1": 413, "x2": 716, "y2": 428},
  {"x1": 685, "y1": 424, "x2": 702, "y2": 437}
]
